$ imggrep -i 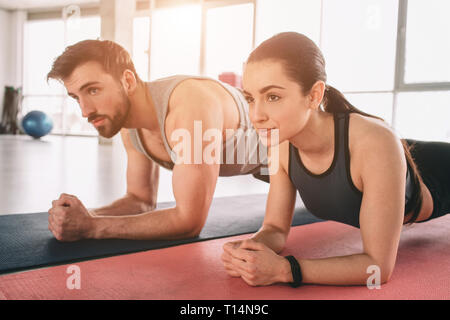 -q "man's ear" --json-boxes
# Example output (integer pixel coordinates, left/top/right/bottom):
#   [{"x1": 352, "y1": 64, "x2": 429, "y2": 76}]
[
  {"x1": 121, "y1": 69, "x2": 138, "y2": 94},
  {"x1": 308, "y1": 80, "x2": 325, "y2": 111}
]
